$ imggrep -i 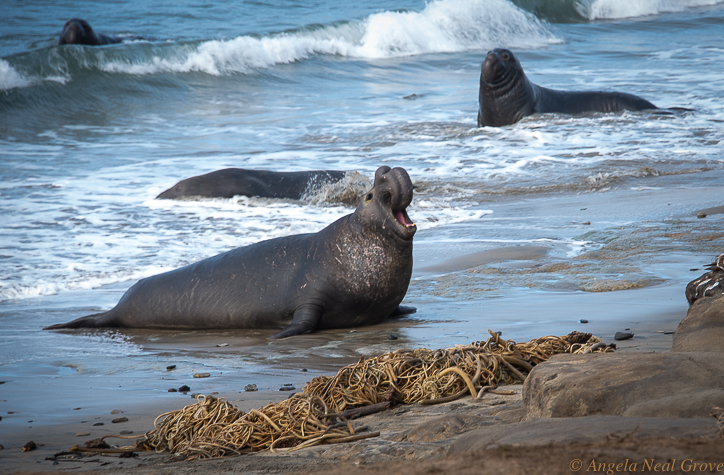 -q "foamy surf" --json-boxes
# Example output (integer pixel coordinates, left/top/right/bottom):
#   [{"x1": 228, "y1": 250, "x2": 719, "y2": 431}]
[
  {"x1": 100, "y1": 0, "x2": 556, "y2": 76},
  {"x1": 577, "y1": 0, "x2": 724, "y2": 20}
]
